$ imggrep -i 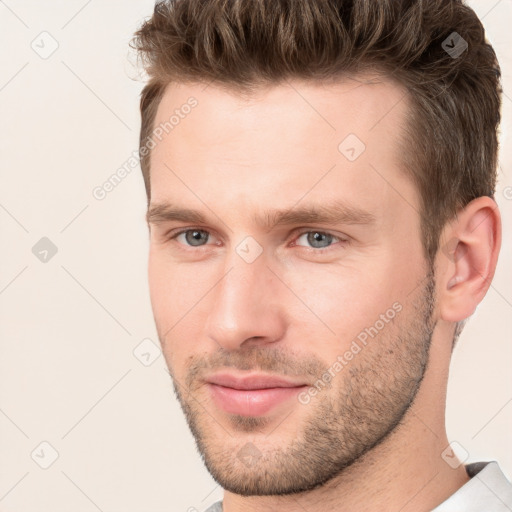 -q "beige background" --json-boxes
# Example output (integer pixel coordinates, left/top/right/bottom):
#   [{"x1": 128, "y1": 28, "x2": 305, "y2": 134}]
[{"x1": 0, "y1": 1, "x2": 510, "y2": 511}]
